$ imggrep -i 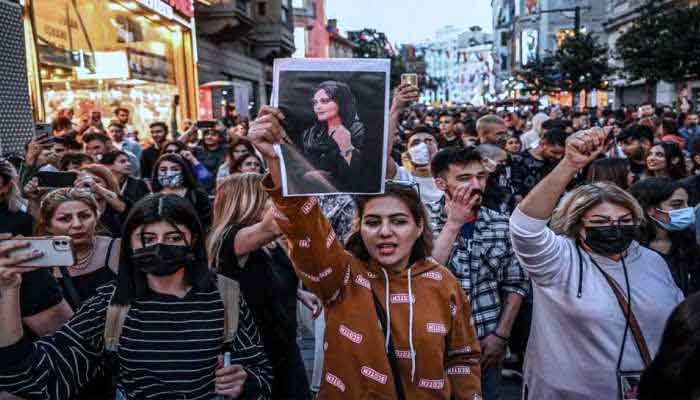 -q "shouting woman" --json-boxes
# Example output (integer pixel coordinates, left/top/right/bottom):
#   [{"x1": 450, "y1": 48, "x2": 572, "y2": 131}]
[{"x1": 247, "y1": 106, "x2": 482, "y2": 399}]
